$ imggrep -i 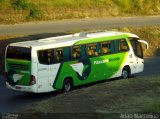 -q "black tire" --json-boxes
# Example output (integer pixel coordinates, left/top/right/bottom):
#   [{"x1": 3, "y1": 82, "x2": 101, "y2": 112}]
[
  {"x1": 63, "y1": 78, "x2": 72, "y2": 92},
  {"x1": 122, "y1": 67, "x2": 130, "y2": 79}
]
